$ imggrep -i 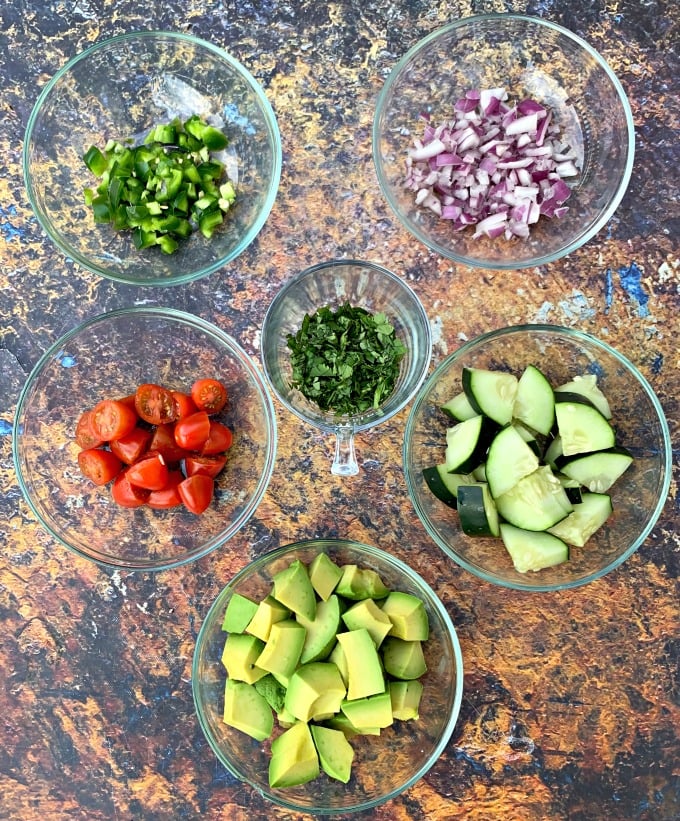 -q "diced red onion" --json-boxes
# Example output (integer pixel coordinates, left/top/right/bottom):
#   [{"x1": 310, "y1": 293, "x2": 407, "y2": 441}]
[{"x1": 404, "y1": 87, "x2": 580, "y2": 240}]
